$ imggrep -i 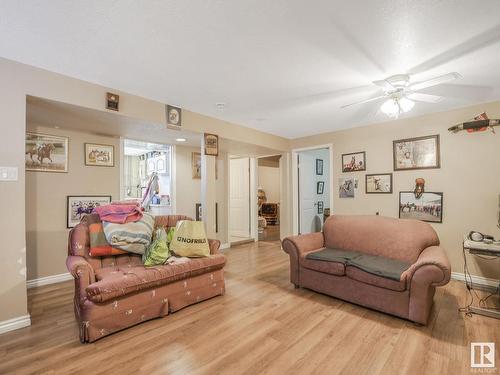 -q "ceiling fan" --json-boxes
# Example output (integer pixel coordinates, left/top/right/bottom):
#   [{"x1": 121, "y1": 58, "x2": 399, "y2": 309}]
[{"x1": 341, "y1": 72, "x2": 462, "y2": 117}]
